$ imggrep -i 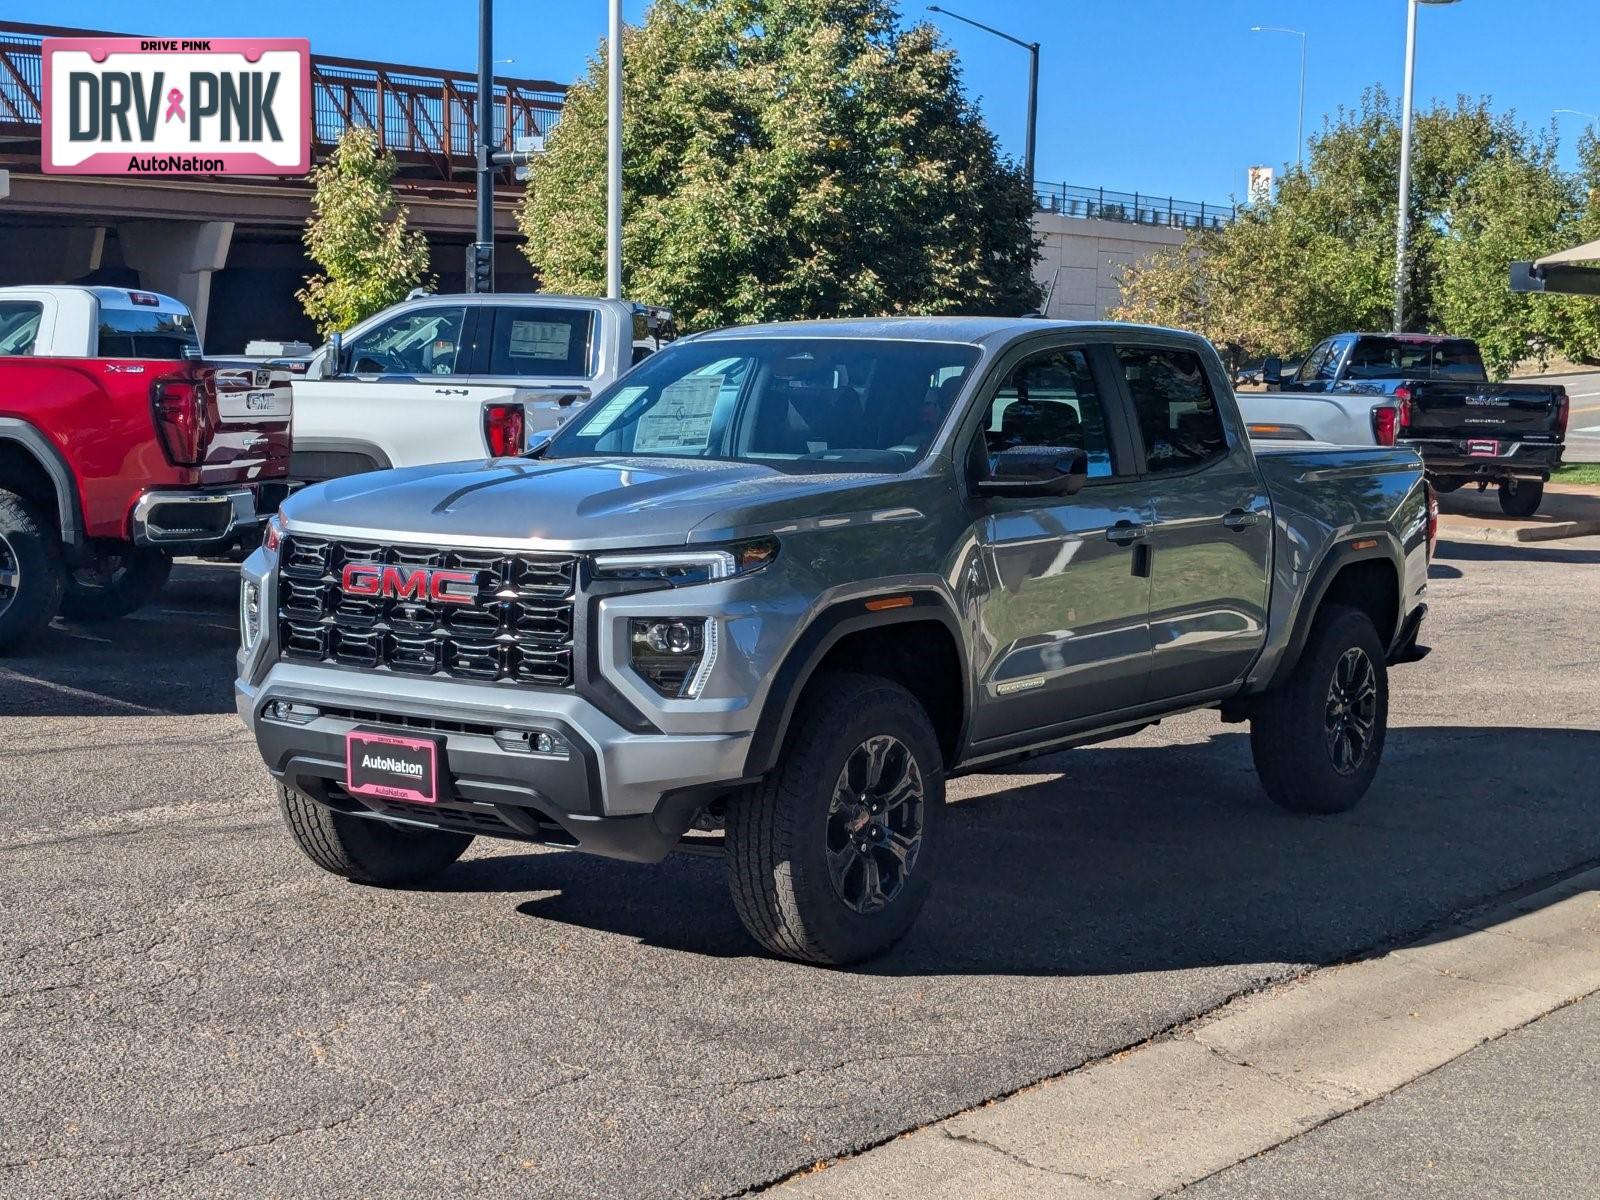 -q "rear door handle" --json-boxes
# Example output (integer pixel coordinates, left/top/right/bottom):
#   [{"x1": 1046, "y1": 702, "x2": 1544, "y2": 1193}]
[
  {"x1": 1106, "y1": 521, "x2": 1148, "y2": 545},
  {"x1": 1223, "y1": 508, "x2": 1262, "y2": 531}
]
